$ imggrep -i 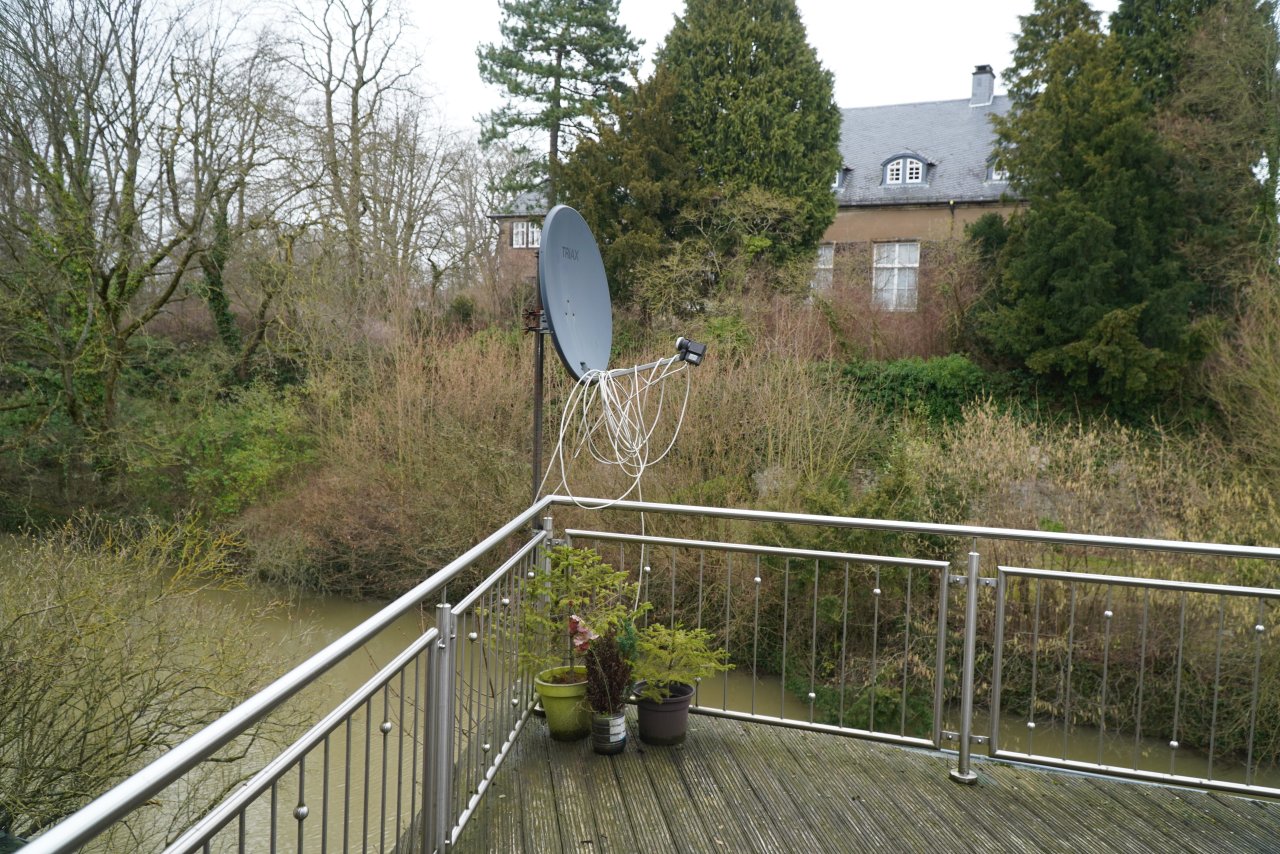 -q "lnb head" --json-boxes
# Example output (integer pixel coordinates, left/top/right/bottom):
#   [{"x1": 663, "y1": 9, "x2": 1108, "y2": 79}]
[{"x1": 676, "y1": 336, "x2": 707, "y2": 367}]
